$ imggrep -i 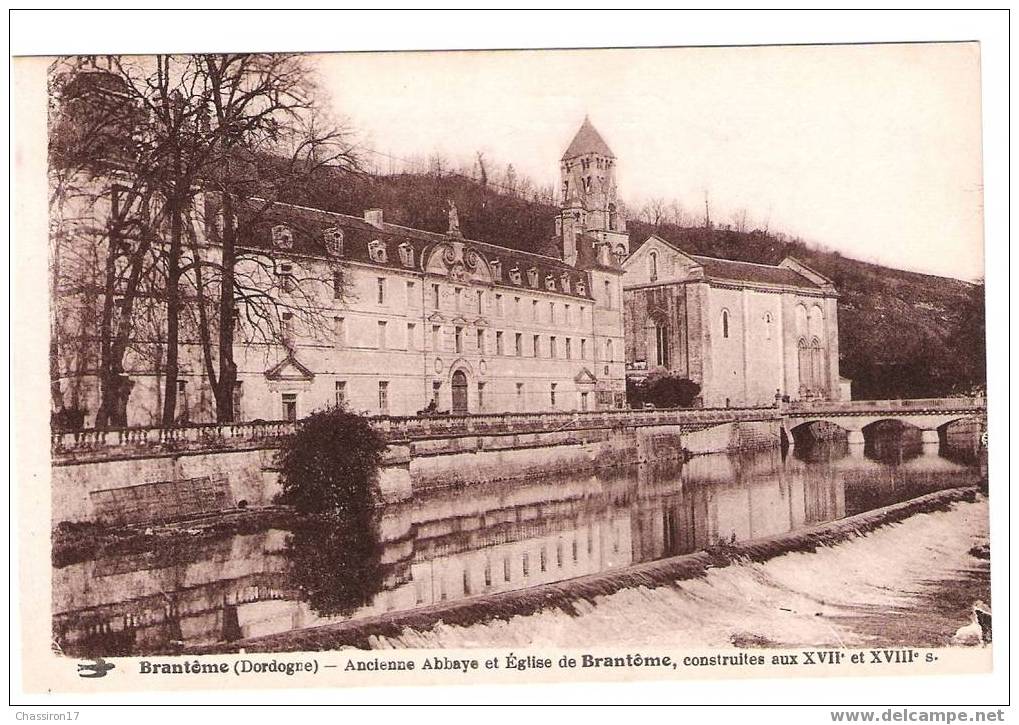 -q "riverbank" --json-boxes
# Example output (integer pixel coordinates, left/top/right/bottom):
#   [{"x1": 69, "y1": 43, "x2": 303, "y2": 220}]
[{"x1": 191, "y1": 485, "x2": 985, "y2": 654}]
